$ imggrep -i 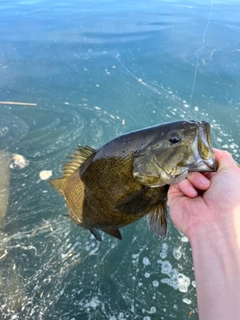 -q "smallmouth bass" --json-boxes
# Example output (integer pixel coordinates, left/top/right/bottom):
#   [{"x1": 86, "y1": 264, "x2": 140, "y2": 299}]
[{"x1": 50, "y1": 120, "x2": 216, "y2": 241}]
